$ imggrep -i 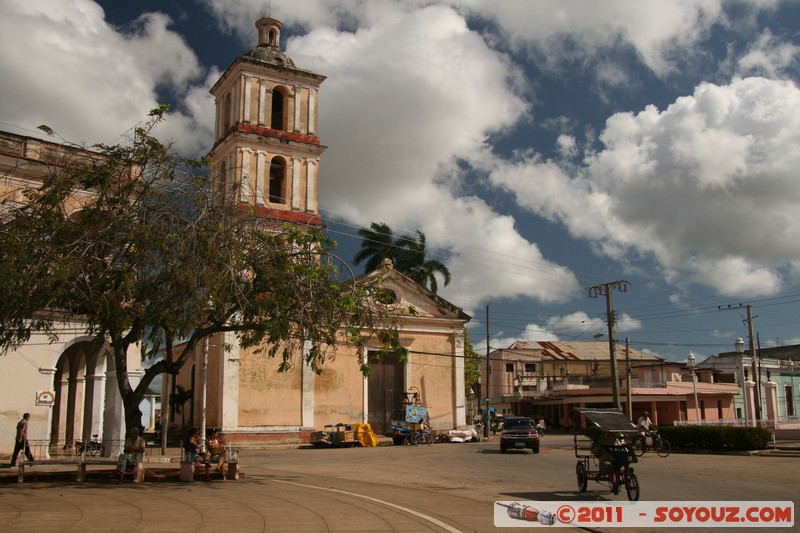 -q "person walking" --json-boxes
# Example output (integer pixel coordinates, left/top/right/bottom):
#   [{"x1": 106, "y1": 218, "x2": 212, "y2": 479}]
[{"x1": 10, "y1": 413, "x2": 34, "y2": 467}]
